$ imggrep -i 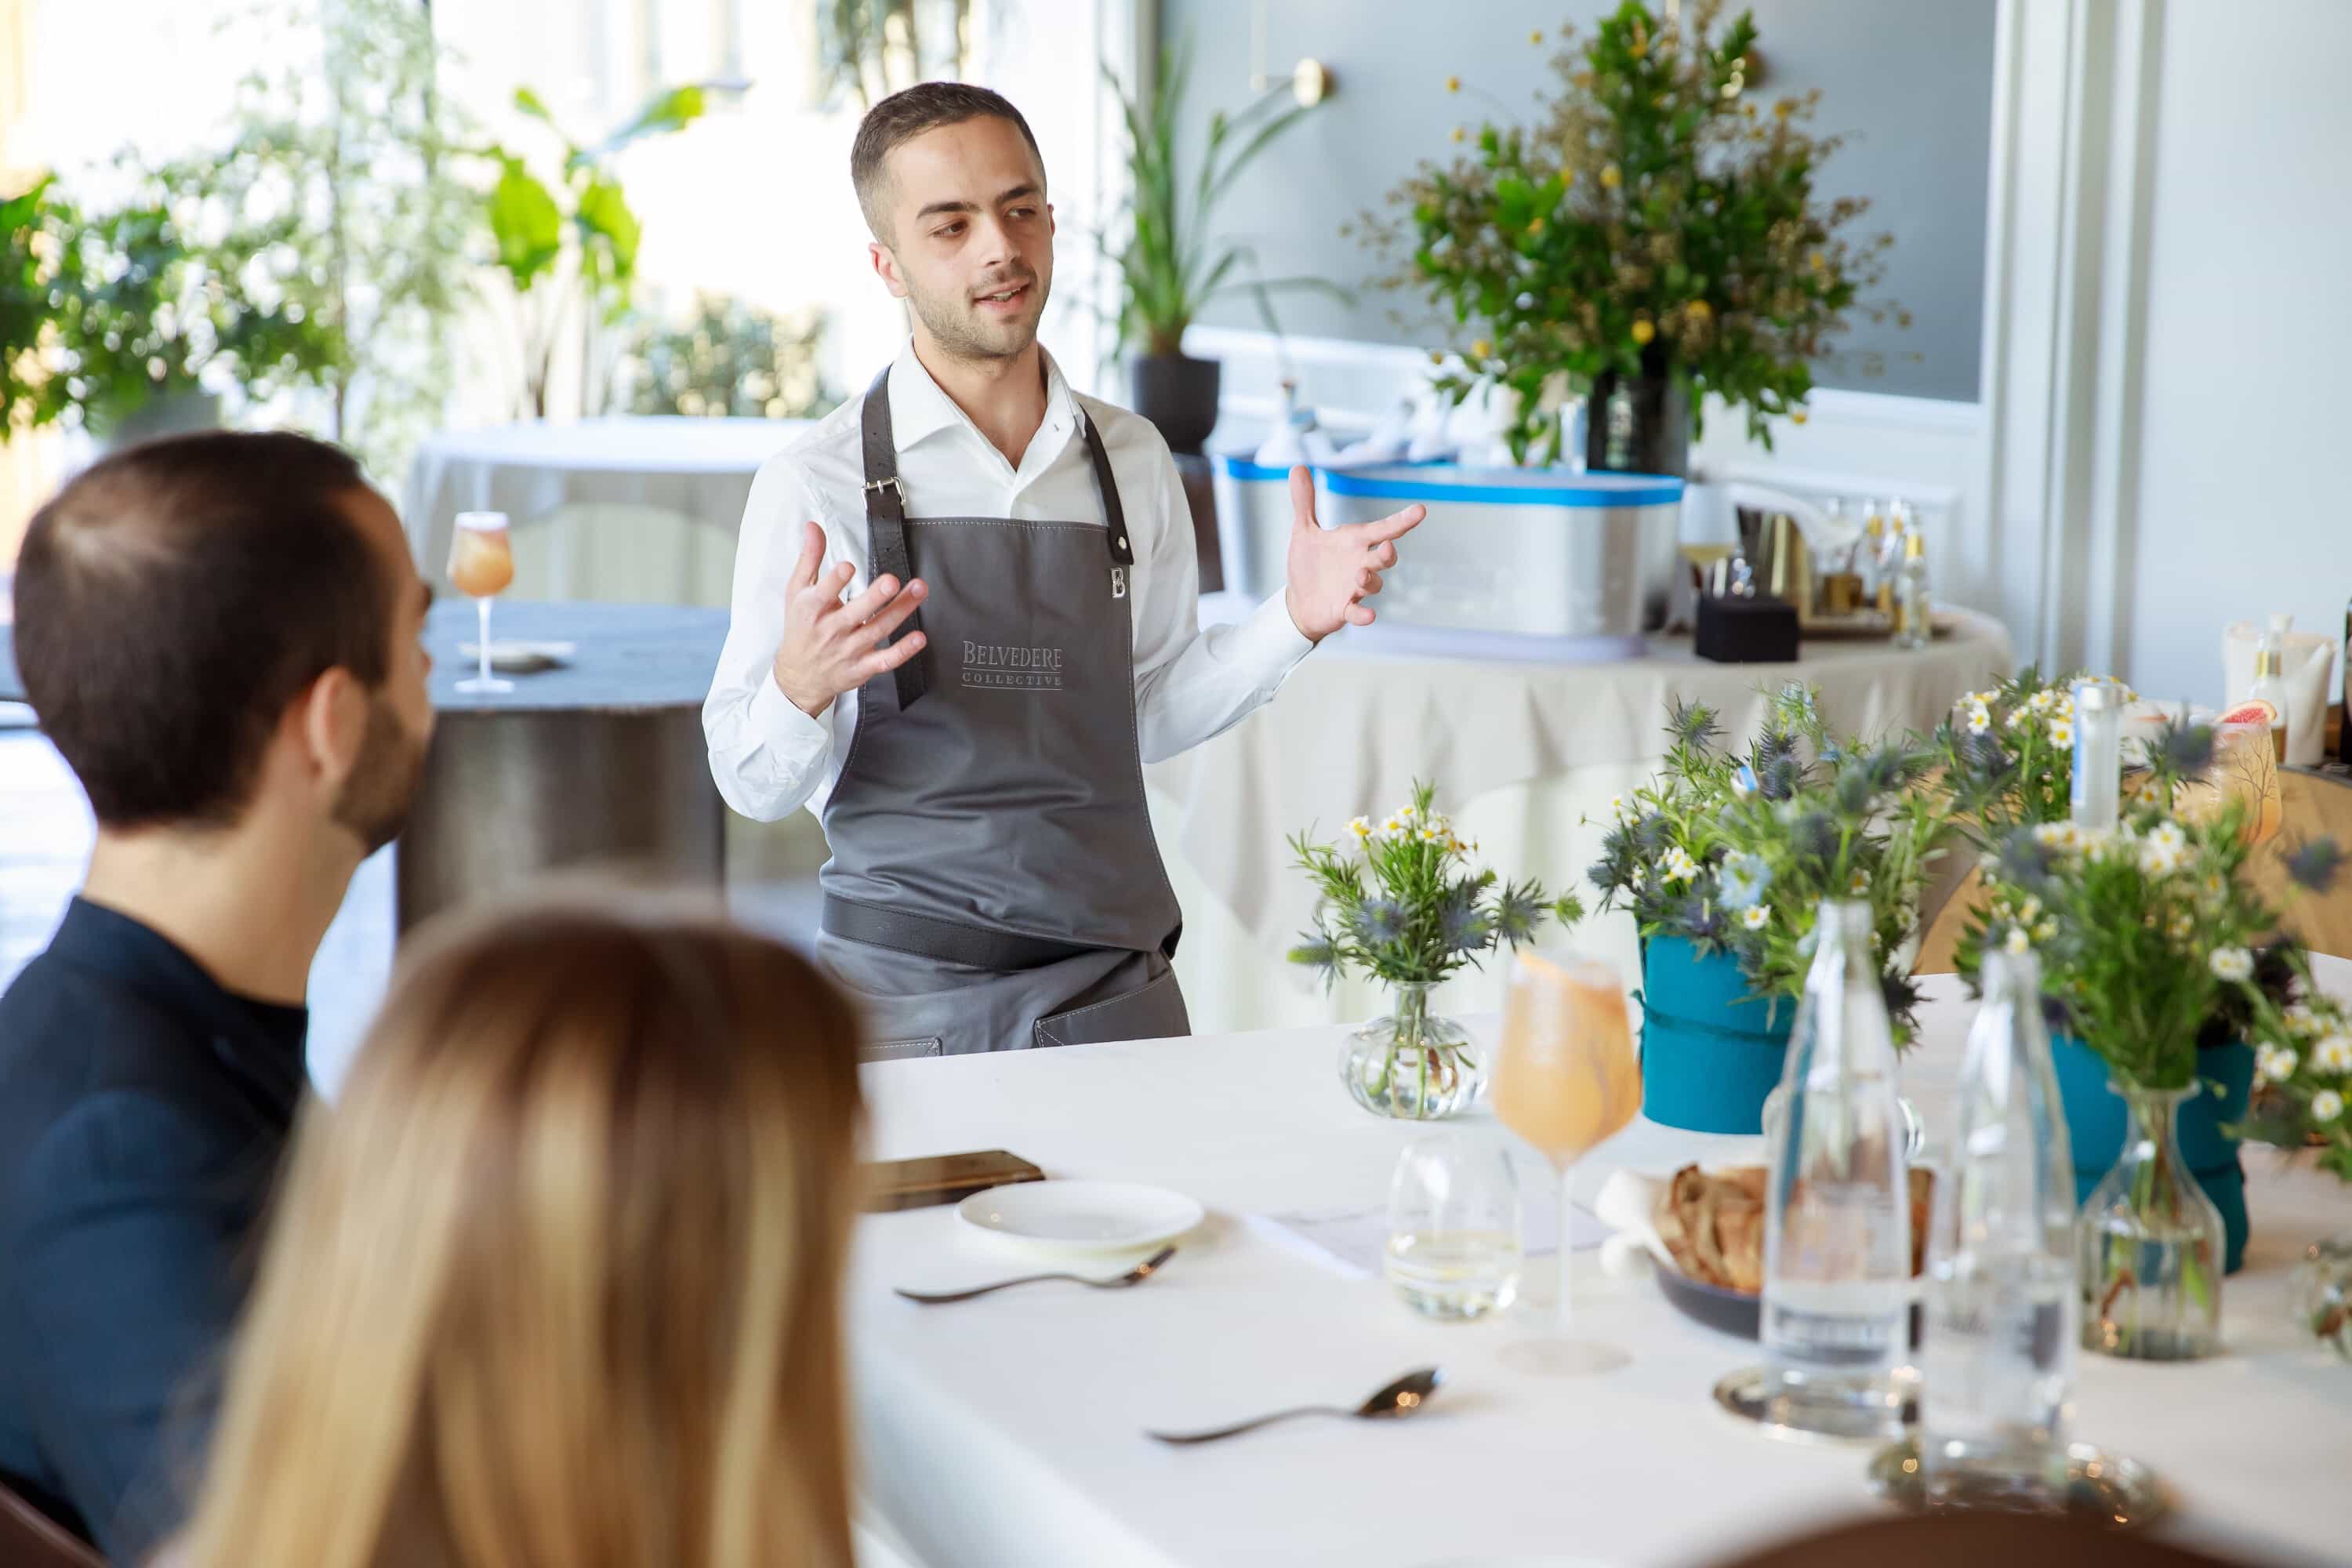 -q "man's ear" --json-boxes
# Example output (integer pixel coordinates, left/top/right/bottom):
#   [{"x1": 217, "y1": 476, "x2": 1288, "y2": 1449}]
[
  {"x1": 295, "y1": 666, "x2": 369, "y2": 792},
  {"x1": 870, "y1": 240, "x2": 910, "y2": 300}
]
